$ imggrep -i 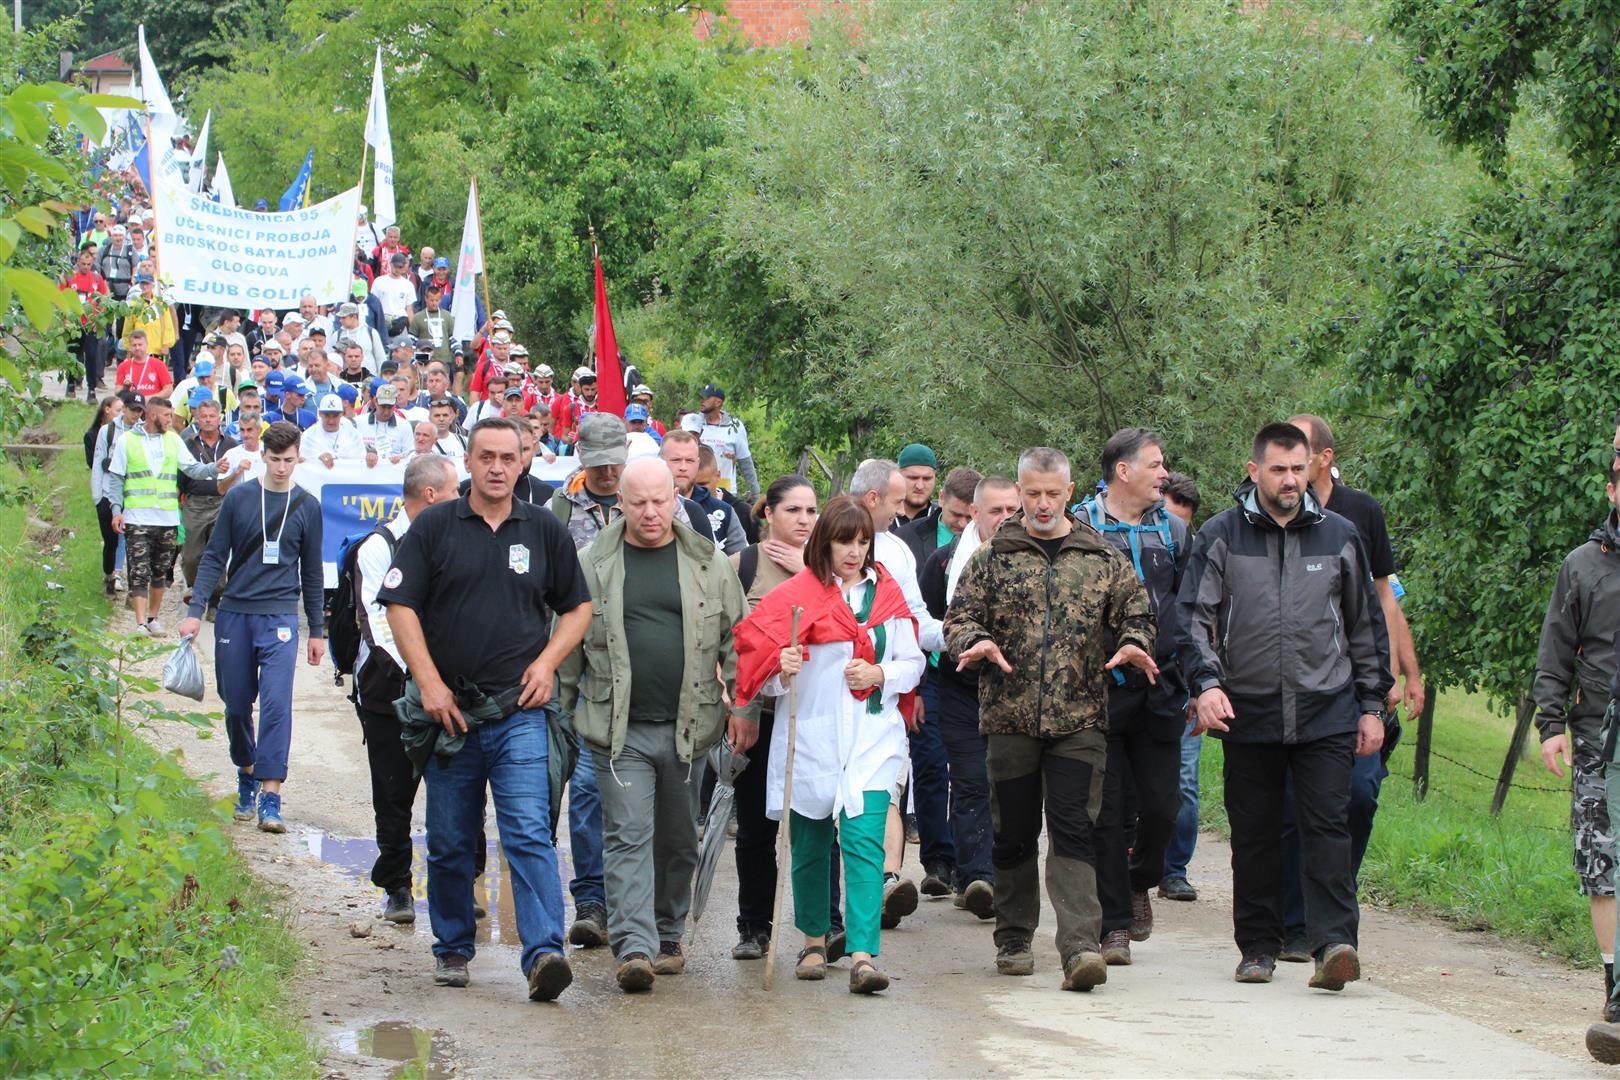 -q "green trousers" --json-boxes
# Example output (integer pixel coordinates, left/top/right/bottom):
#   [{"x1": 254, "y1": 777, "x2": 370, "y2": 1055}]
[{"x1": 790, "y1": 790, "x2": 888, "y2": 956}]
